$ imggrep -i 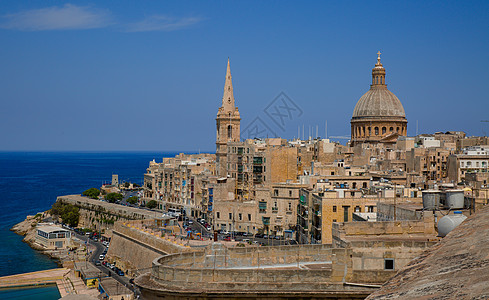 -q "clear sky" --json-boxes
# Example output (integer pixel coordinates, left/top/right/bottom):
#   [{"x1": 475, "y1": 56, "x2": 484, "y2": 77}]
[{"x1": 0, "y1": 1, "x2": 488, "y2": 151}]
